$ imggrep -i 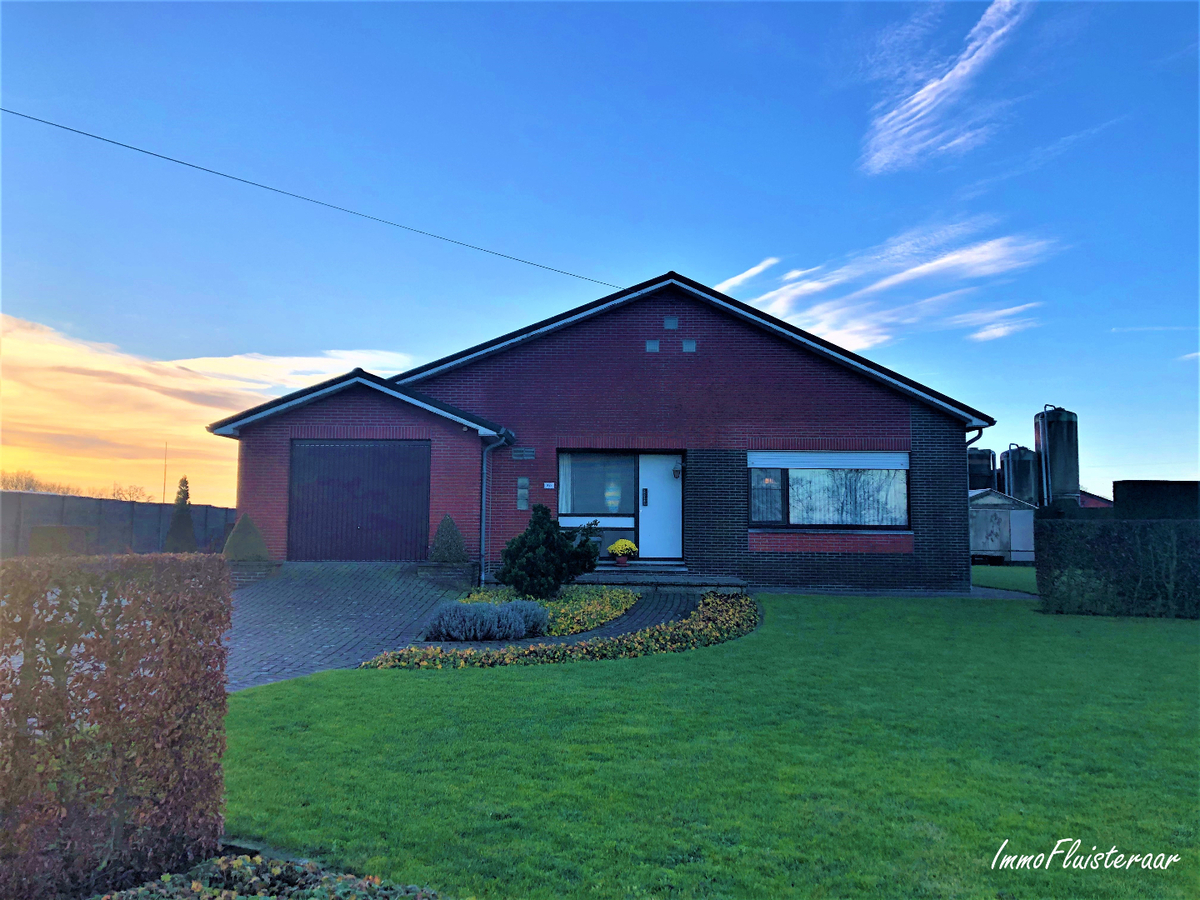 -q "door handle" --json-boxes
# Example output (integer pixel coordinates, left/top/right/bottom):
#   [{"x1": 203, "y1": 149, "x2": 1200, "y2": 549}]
[{"x1": 642, "y1": 488, "x2": 648, "y2": 506}]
